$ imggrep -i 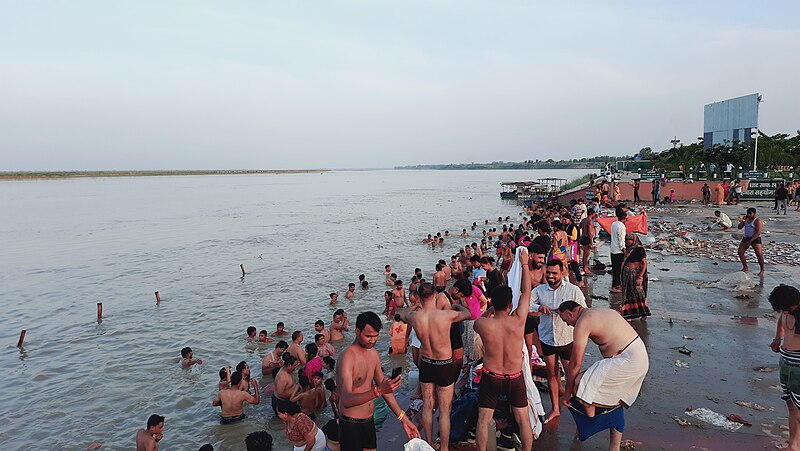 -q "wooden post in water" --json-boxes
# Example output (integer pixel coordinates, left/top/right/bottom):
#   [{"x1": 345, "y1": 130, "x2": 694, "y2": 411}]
[
  {"x1": 17, "y1": 330, "x2": 26, "y2": 348},
  {"x1": 155, "y1": 291, "x2": 161, "y2": 304},
  {"x1": 240, "y1": 264, "x2": 246, "y2": 277},
  {"x1": 97, "y1": 302, "x2": 103, "y2": 320}
]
